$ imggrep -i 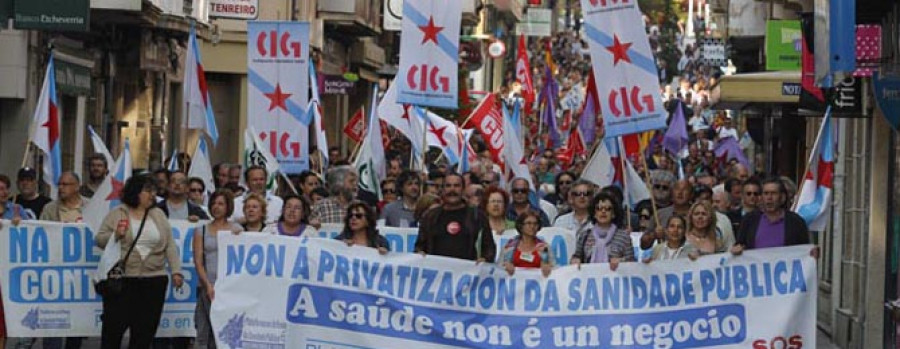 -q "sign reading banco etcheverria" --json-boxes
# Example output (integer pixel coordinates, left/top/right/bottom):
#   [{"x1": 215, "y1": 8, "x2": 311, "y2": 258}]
[
  {"x1": 212, "y1": 234, "x2": 817, "y2": 349},
  {"x1": 579, "y1": 0, "x2": 666, "y2": 138},
  {"x1": 247, "y1": 21, "x2": 311, "y2": 174},
  {"x1": 0, "y1": 220, "x2": 203, "y2": 337},
  {"x1": 396, "y1": 0, "x2": 461, "y2": 109}
]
